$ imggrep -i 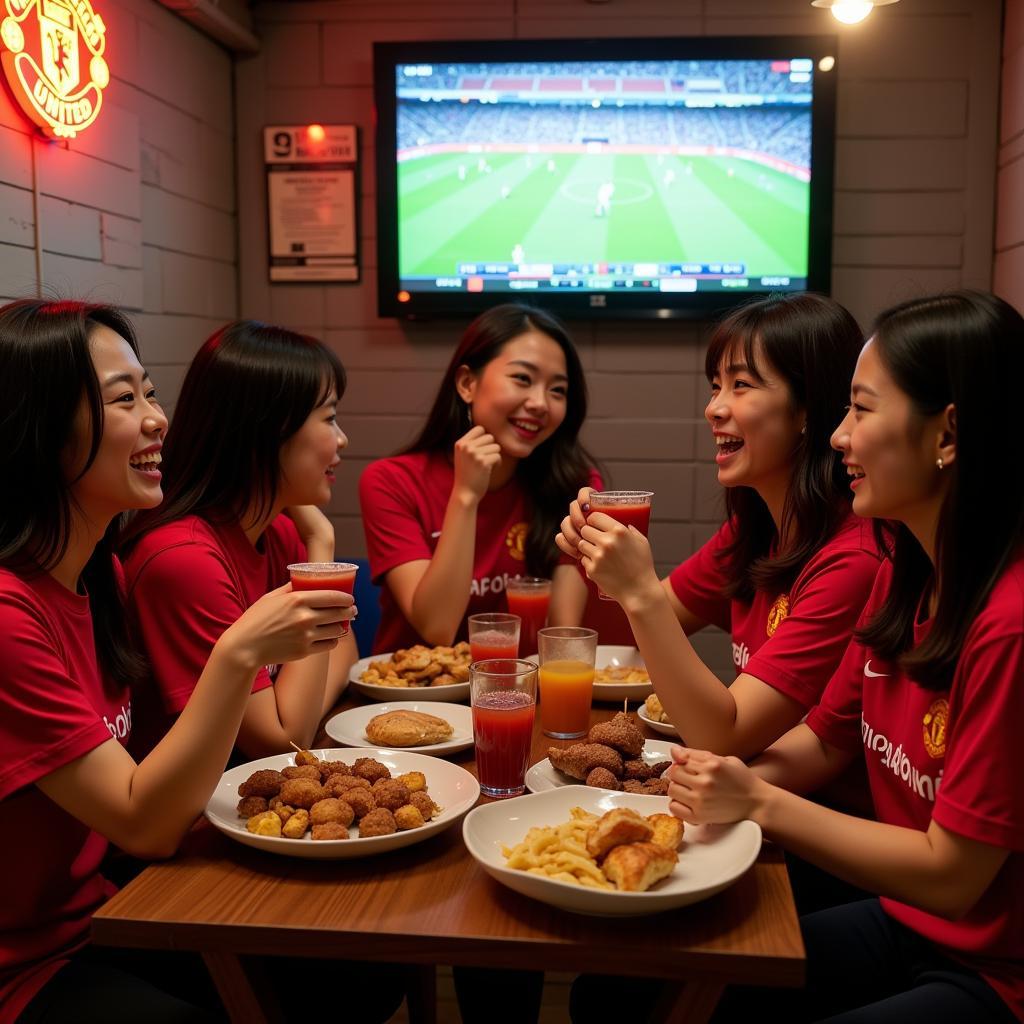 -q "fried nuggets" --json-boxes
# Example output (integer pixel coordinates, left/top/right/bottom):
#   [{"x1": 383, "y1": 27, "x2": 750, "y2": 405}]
[
  {"x1": 361, "y1": 642, "x2": 472, "y2": 688},
  {"x1": 548, "y1": 713, "x2": 668, "y2": 792}
]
